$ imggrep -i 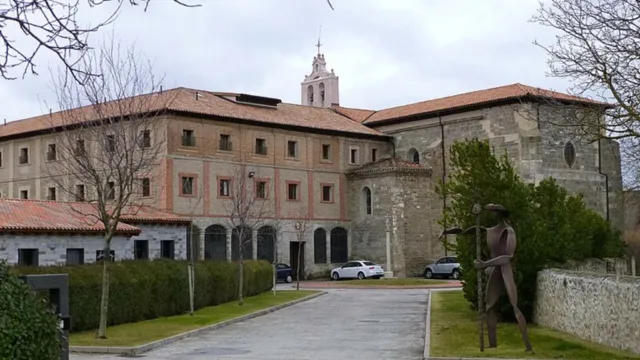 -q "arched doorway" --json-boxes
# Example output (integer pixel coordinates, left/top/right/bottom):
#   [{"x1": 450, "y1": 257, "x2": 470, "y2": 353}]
[
  {"x1": 314, "y1": 228, "x2": 327, "y2": 264},
  {"x1": 330, "y1": 227, "x2": 348, "y2": 263},
  {"x1": 232, "y1": 226, "x2": 253, "y2": 261},
  {"x1": 257, "y1": 226, "x2": 276, "y2": 263},
  {"x1": 204, "y1": 225, "x2": 227, "y2": 261}
]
